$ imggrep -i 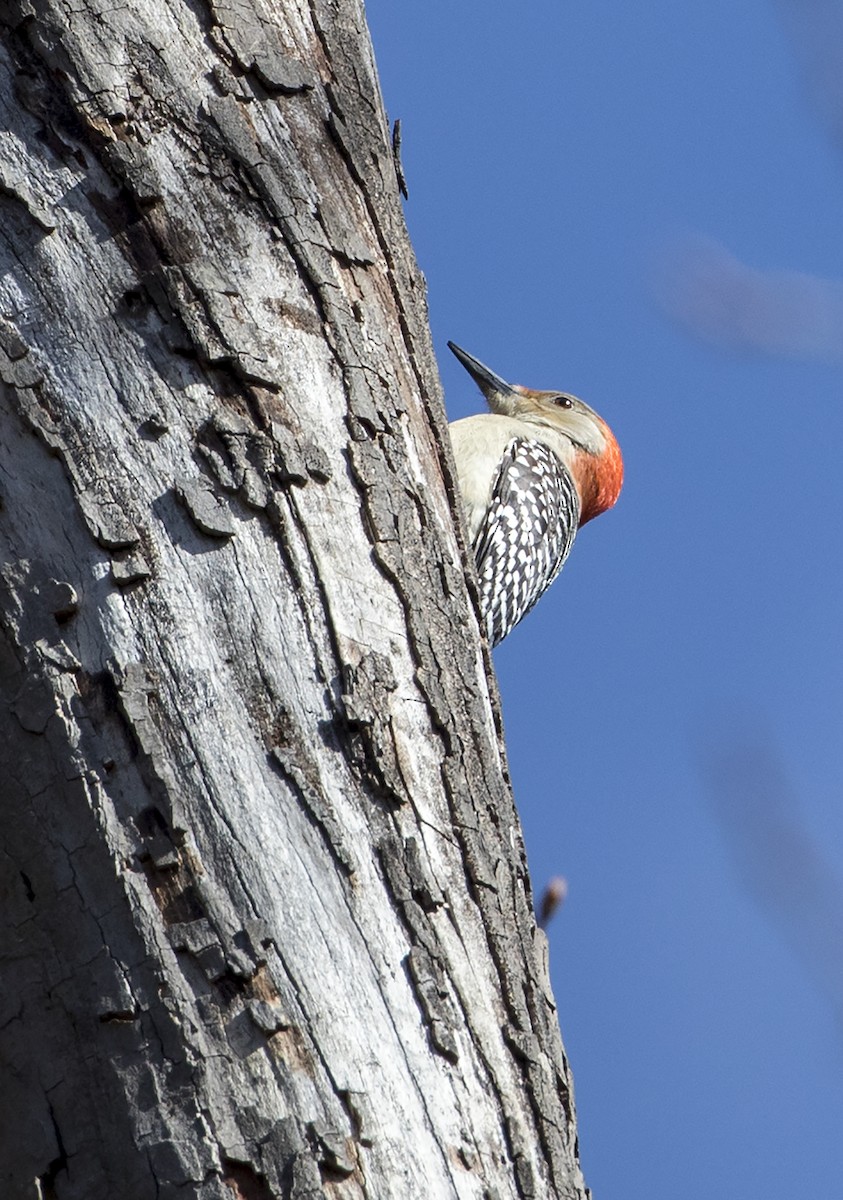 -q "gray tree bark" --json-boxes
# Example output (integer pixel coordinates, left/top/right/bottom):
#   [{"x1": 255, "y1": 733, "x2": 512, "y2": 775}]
[{"x1": 0, "y1": 2, "x2": 588, "y2": 1198}]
